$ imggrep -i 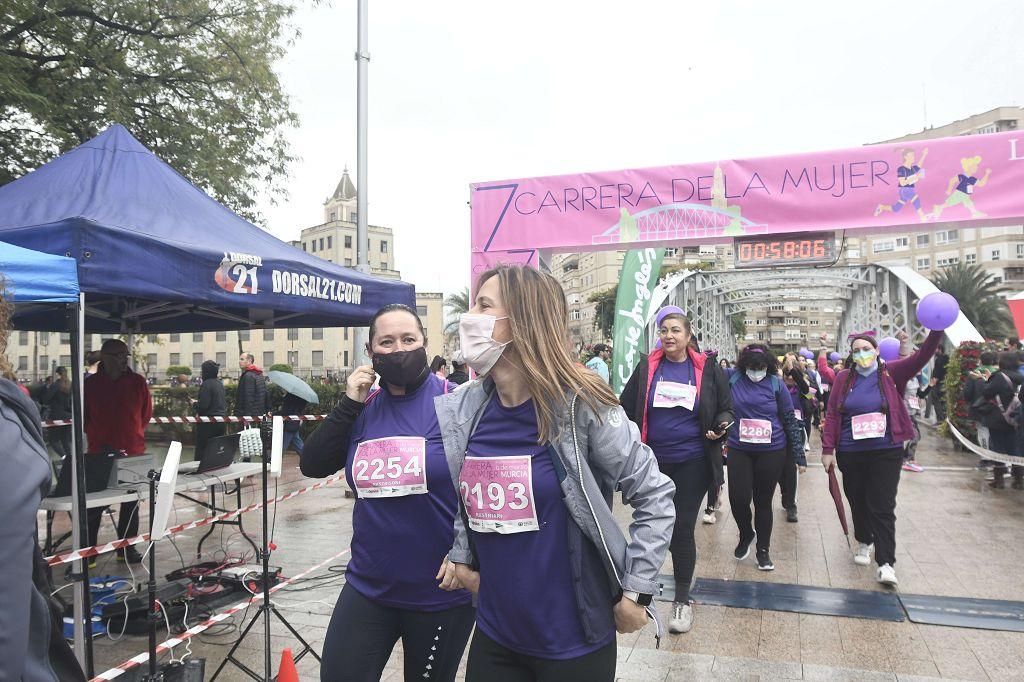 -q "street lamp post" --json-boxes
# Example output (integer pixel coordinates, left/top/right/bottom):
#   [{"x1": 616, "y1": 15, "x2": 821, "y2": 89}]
[{"x1": 351, "y1": 0, "x2": 371, "y2": 359}]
